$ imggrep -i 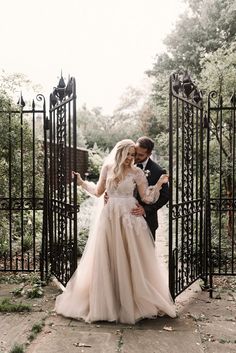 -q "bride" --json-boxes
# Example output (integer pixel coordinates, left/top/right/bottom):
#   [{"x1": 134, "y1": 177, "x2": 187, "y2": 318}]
[{"x1": 55, "y1": 139, "x2": 176, "y2": 324}]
